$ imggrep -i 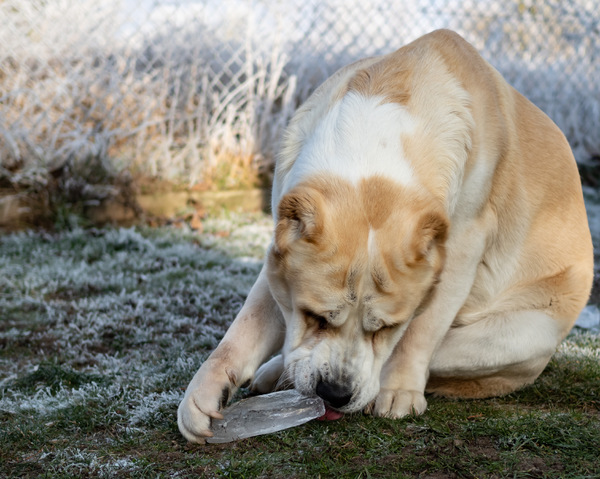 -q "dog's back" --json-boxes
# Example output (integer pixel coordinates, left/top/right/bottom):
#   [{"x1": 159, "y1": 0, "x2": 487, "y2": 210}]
[{"x1": 276, "y1": 29, "x2": 593, "y2": 338}]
